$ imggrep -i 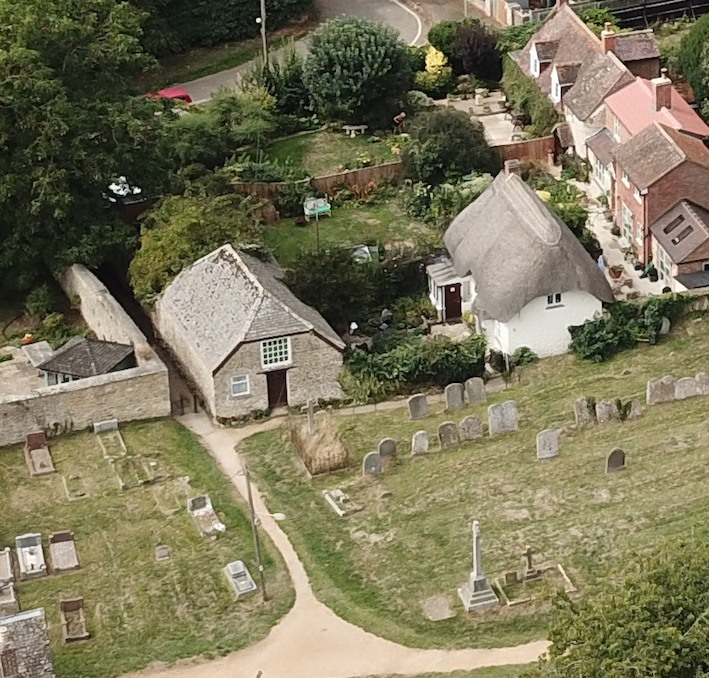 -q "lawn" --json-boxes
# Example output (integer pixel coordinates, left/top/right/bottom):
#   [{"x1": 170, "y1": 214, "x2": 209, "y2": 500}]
[
  {"x1": 373, "y1": 669, "x2": 529, "y2": 678},
  {"x1": 266, "y1": 130, "x2": 399, "y2": 176},
  {"x1": 241, "y1": 314, "x2": 709, "y2": 649},
  {"x1": 2, "y1": 419, "x2": 293, "y2": 678},
  {"x1": 264, "y1": 201, "x2": 426, "y2": 266}
]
